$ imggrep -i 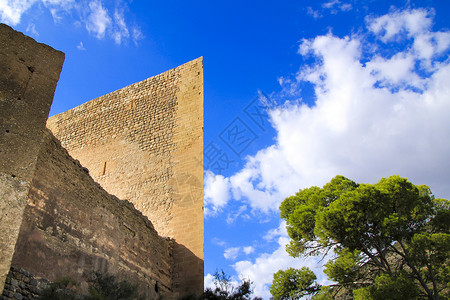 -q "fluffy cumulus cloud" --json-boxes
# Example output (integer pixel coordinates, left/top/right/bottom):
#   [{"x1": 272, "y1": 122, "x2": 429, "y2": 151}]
[
  {"x1": 204, "y1": 273, "x2": 215, "y2": 290},
  {"x1": 205, "y1": 7, "x2": 450, "y2": 216},
  {"x1": 206, "y1": 8, "x2": 450, "y2": 298},
  {"x1": 0, "y1": 0, "x2": 143, "y2": 45},
  {"x1": 223, "y1": 245, "x2": 256, "y2": 261},
  {"x1": 224, "y1": 247, "x2": 241, "y2": 260},
  {"x1": 233, "y1": 222, "x2": 330, "y2": 299},
  {"x1": 243, "y1": 246, "x2": 255, "y2": 255},
  {"x1": 204, "y1": 171, "x2": 231, "y2": 216},
  {"x1": 206, "y1": 223, "x2": 329, "y2": 298}
]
